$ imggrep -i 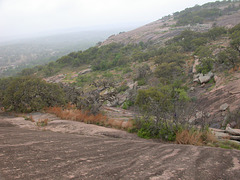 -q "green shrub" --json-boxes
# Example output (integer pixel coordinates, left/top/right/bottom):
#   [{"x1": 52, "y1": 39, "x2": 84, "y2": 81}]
[
  {"x1": 1, "y1": 76, "x2": 66, "y2": 113},
  {"x1": 218, "y1": 47, "x2": 240, "y2": 67},
  {"x1": 215, "y1": 141, "x2": 240, "y2": 150},
  {"x1": 76, "y1": 74, "x2": 94, "y2": 87},
  {"x1": 103, "y1": 72, "x2": 114, "y2": 78},
  {"x1": 117, "y1": 84, "x2": 129, "y2": 93},
  {"x1": 196, "y1": 58, "x2": 214, "y2": 75},
  {"x1": 207, "y1": 27, "x2": 227, "y2": 40},
  {"x1": 122, "y1": 67, "x2": 133, "y2": 74},
  {"x1": 134, "y1": 84, "x2": 193, "y2": 141},
  {"x1": 122, "y1": 100, "x2": 134, "y2": 110},
  {"x1": 137, "y1": 78, "x2": 146, "y2": 86},
  {"x1": 194, "y1": 46, "x2": 213, "y2": 59},
  {"x1": 135, "y1": 117, "x2": 179, "y2": 141}
]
